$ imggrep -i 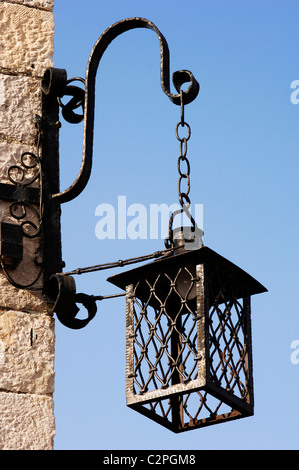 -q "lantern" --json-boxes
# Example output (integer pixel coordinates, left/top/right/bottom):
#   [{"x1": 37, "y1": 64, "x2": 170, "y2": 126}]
[
  {"x1": 108, "y1": 230, "x2": 266, "y2": 433},
  {"x1": 22, "y1": 18, "x2": 267, "y2": 435}
]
